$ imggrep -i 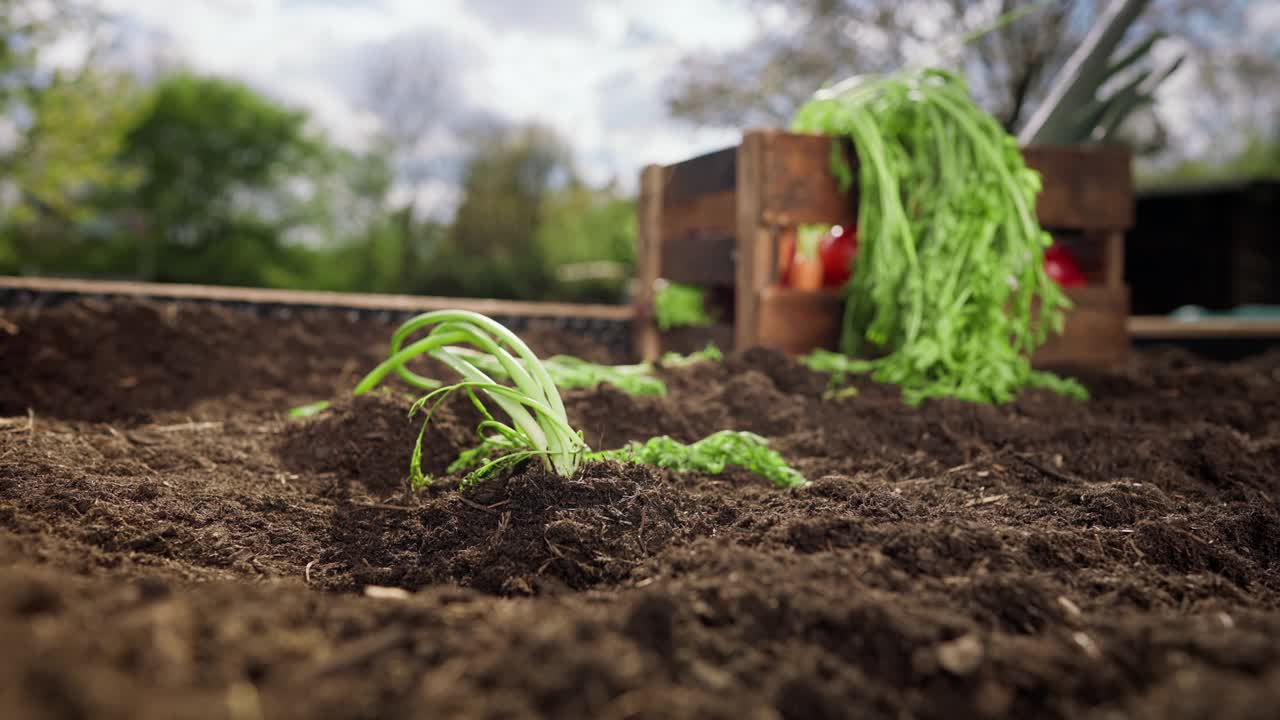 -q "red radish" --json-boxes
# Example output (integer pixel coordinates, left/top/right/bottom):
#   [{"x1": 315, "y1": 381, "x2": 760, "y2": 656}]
[
  {"x1": 819, "y1": 224, "x2": 858, "y2": 287},
  {"x1": 1044, "y1": 242, "x2": 1086, "y2": 288}
]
